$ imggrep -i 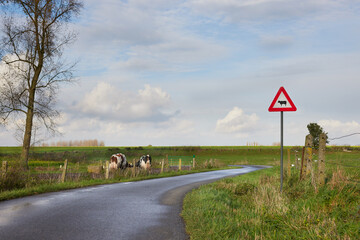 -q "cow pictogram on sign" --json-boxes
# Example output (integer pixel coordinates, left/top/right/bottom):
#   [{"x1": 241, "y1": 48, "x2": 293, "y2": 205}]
[{"x1": 268, "y1": 87, "x2": 297, "y2": 112}]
